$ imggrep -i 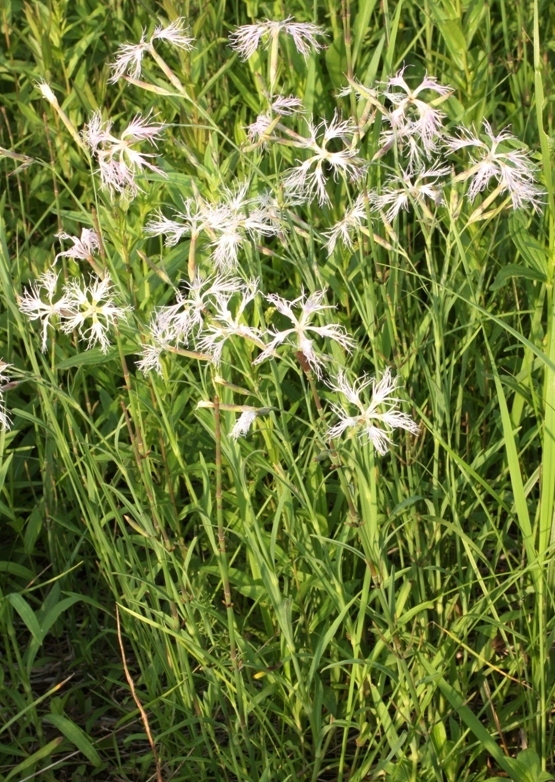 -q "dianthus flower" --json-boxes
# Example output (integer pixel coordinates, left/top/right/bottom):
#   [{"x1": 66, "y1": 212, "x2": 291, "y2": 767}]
[
  {"x1": 109, "y1": 18, "x2": 194, "y2": 82},
  {"x1": 19, "y1": 270, "x2": 72, "y2": 351},
  {"x1": 283, "y1": 113, "x2": 366, "y2": 206},
  {"x1": 61, "y1": 274, "x2": 130, "y2": 352},
  {"x1": 82, "y1": 111, "x2": 166, "y2": 199},
  {"x1": 247, "y1": 95, "x2": 305, "y2": 143},
  {"x1": 55, "y1": 229, "x2": 100, "y2": 262},
  {"x1": 254, "y1": 290, "x2": 355, "y2": 376},
  {"x1": 137, "y1": 274, "x2": 243, "y2": 373},
  {"x1": 196, "y1": 280, "x2": 262, "y2": 364},
  {"x1": 324, "y1": 192, "x2": 369, "y2": 254},
  {"x1": 371, "y1": 165, "x2": 449, "y2": 222},
  {"x1": 229, "y1": 17, "x2": 325, "y2": 60},
  {"x1": 327, "y1": 368, "x2": 419, "y2": 454},
  {"x1": 147, "y1": 185, "x2": 281, "y2": 270},
  {"x1": 378, "y1": 68, "x2": 451, "y2": 167},
  {"x1": 446, "y1": 120, "x2": 544, "y2": 209}
]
